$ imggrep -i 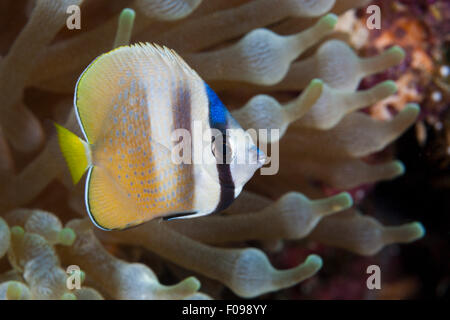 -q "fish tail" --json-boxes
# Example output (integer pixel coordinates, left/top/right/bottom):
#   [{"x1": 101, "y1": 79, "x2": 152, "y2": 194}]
[{"x1": 54, "y1": 123, "x2": 92, "y2": 184}]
